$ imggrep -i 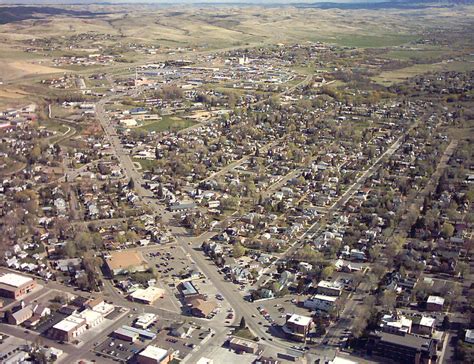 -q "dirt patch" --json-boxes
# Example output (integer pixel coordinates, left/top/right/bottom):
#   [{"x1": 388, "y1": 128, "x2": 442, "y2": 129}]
[
  {"x1": 0, "y1": 60, "x2": 63, "y2": 81},
  {"x1": 0, "y1": 88, "x2": 30, "y2": 99}
]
